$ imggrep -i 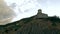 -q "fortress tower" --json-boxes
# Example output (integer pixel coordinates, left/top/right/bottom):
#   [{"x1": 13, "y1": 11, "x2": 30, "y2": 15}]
[{"x1": 36, "y1": 9, "x2": 48, "y2": 18}]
